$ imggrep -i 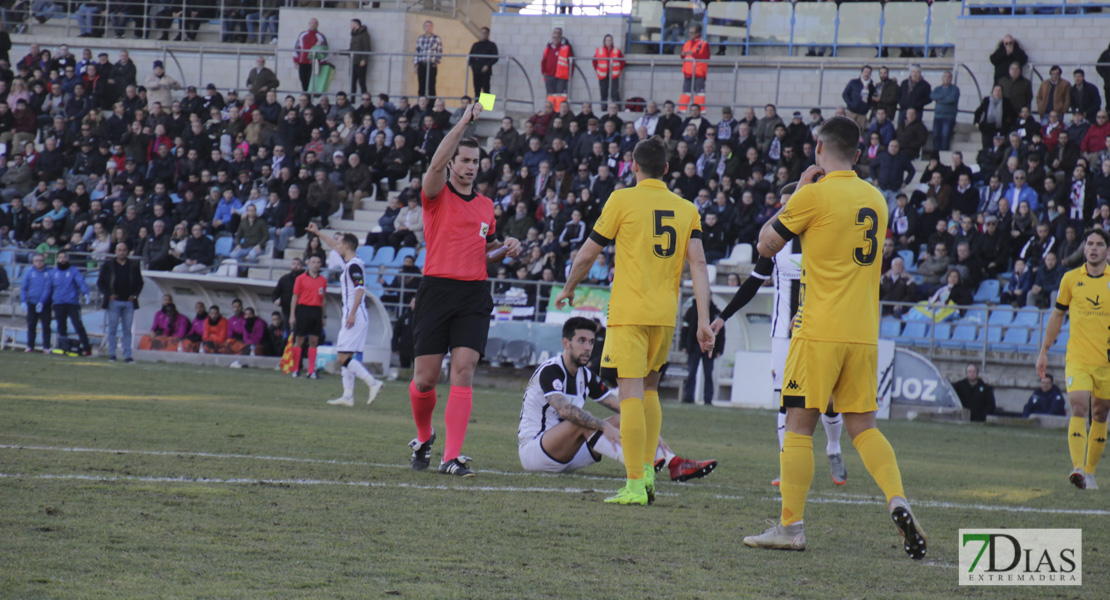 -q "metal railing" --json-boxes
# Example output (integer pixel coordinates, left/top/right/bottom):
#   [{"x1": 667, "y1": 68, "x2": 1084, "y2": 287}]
[
  {"x1": 498, "y1": 0, "x2": 631, "y2": 15},
  {"x1": 961, "y1": 0, "x2": 1110, "y2": 16}
]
